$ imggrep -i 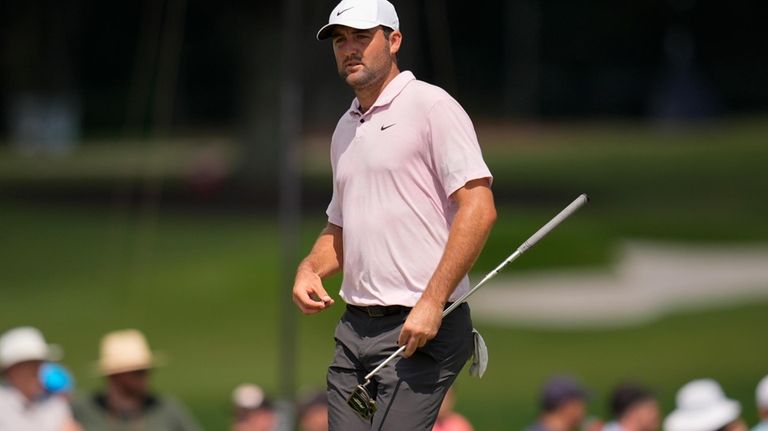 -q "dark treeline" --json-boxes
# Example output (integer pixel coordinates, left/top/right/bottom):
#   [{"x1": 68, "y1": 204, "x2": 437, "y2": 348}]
[{"x1": 0, "y1": 0, "x2": 766, "y2": 136}]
